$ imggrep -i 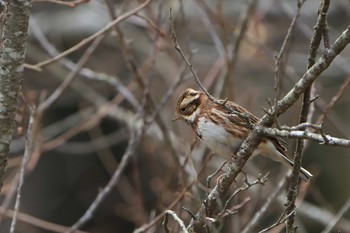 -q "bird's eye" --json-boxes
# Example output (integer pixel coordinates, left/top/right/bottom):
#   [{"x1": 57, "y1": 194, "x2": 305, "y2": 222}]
[
  {"x1": 189, "y1": 93, "x2": 196, "y2": 97},
  {"x1": 181, "y1": 107, "x2": 186, "y2": 112}
]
